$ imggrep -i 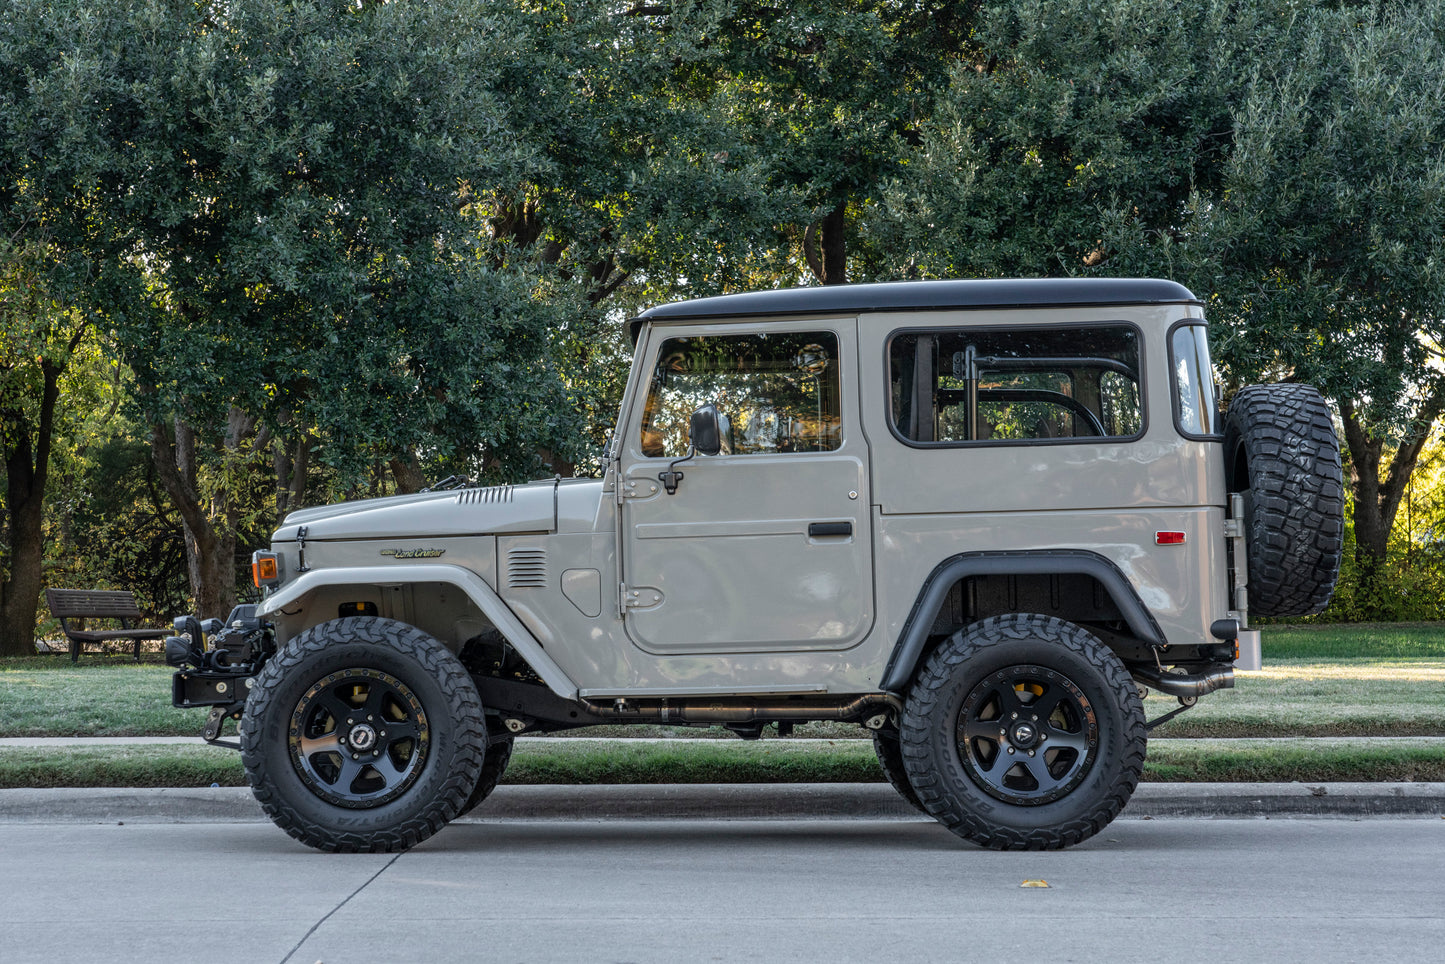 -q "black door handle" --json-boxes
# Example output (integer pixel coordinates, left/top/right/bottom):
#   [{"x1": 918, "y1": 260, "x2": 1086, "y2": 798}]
[{"x1": 808, "y1": 522, "x2": 853, "y2": 538}]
